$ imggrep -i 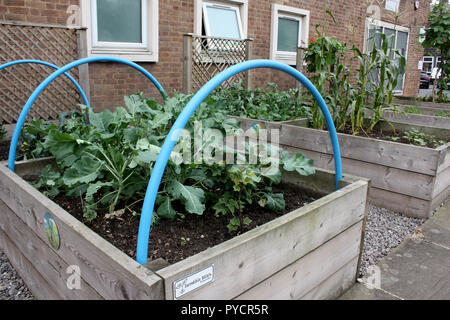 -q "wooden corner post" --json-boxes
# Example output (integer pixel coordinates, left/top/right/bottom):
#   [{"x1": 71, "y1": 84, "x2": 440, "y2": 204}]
[
  {"x1": 183, "y1": 34, "x2": 193, "y2": 94},
  {"x1": 76, "y1": 28, "x2": 90, "y2": 102},
  {"x1": 296, "y1": 45, "x2": 306, "y2": 90},
  {"x1": 245, "y1": 38, "x2": 253, "y2": 90}
]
